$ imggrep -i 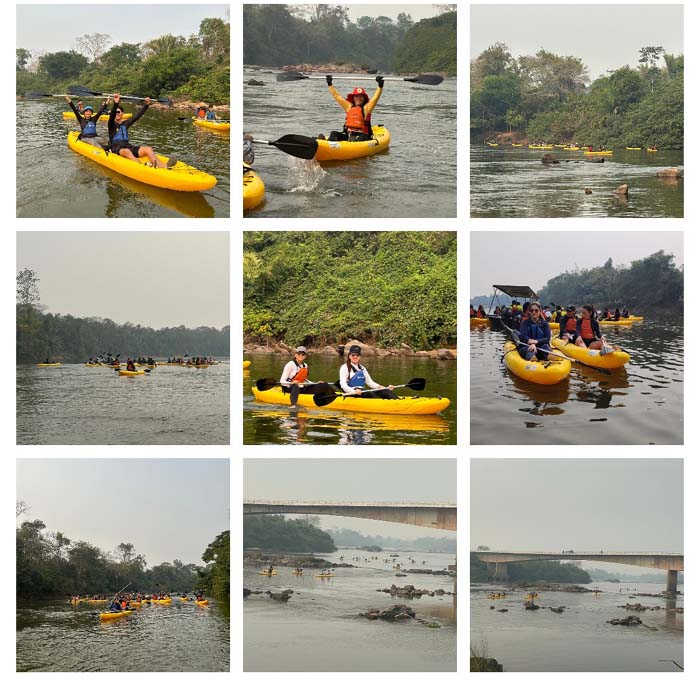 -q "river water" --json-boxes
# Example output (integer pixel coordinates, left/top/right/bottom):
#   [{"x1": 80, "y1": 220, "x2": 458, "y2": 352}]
[
  {"x1": 244, "y1": 549, "x2": 456, "y2": 671},
  {"x1": 243, "y1": 353, "x2": 456, "y2": 445},
  {"x1": 16, "y1": 361, "x2": 230, "y2": 445},
  {"x1": 470, "y1": 321, "x2": 683, "y2": 445},
  {"x1": 470, "y1": 146, "x2": 684, "y2": 218},
  {"x1": 16, "y1": 597, "x2": 229, "y2": 672},
  {"x1": 243, "y1": 68, "x2": 457, "y2": 218},
  {"x1": 471, "y1": 580, "x2": 683, "y2": 672},
  {"x1": 16, "y1": 101, "x2": 230, "y2": 218}
]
